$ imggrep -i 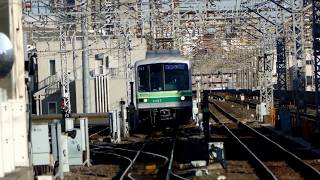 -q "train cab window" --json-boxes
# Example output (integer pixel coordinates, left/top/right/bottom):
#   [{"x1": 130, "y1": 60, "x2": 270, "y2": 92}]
[
  {"x1": 164, "y1": 63, "x2": 189, "y2": 91},
  {"x1": 150, "y1": 64, "x2": 164, "y2": 91},
  {"x1": 138, "y1": 65, "x2": 150, "y2": 92}
]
